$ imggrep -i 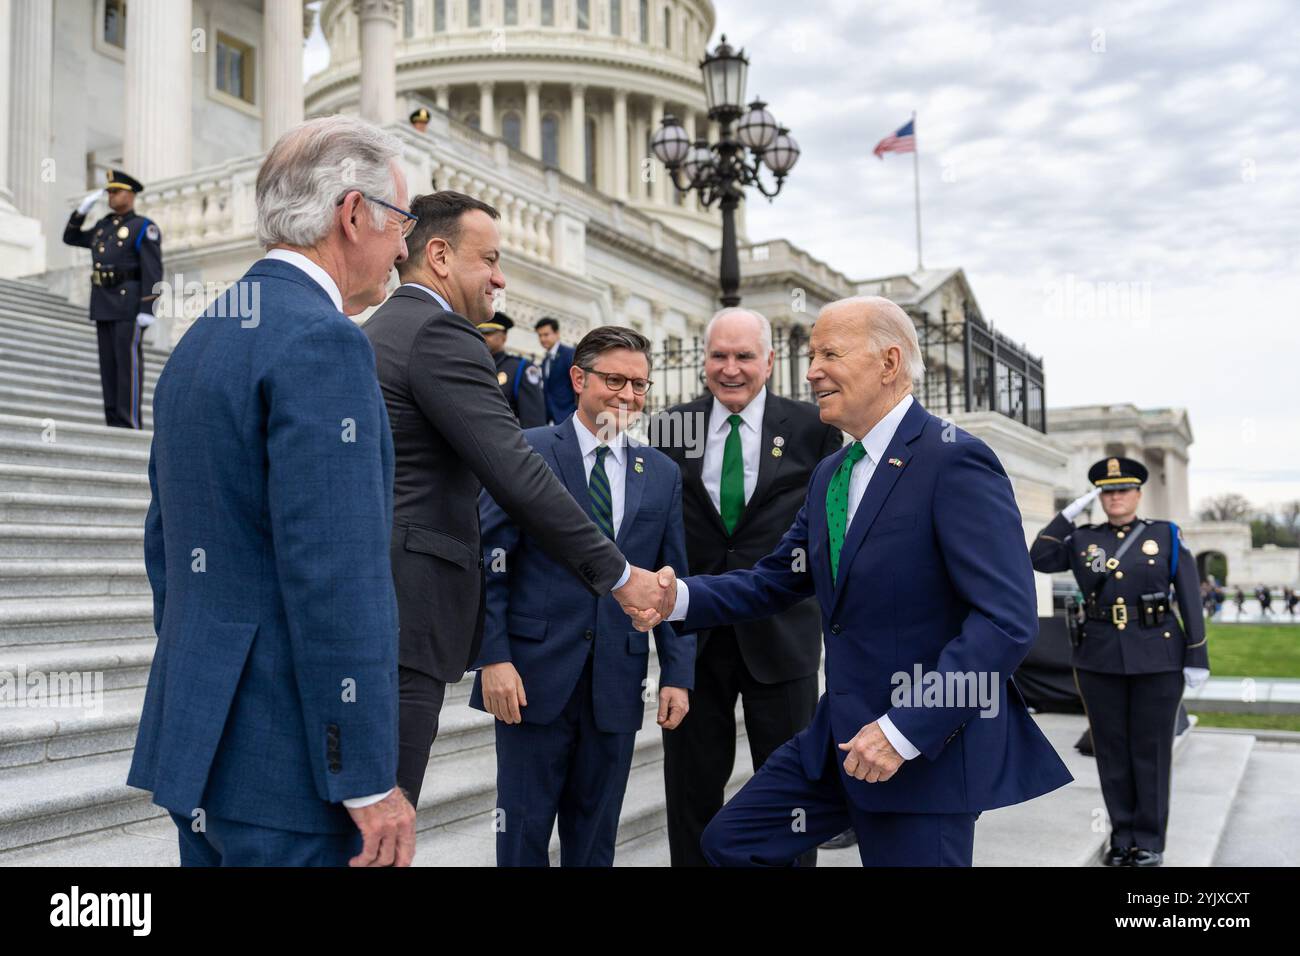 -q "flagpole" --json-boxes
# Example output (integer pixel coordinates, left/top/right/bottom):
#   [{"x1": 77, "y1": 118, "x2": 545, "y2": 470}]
[{"x1": 912, "y1": 110, "x2": 923, "y2": 272}]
